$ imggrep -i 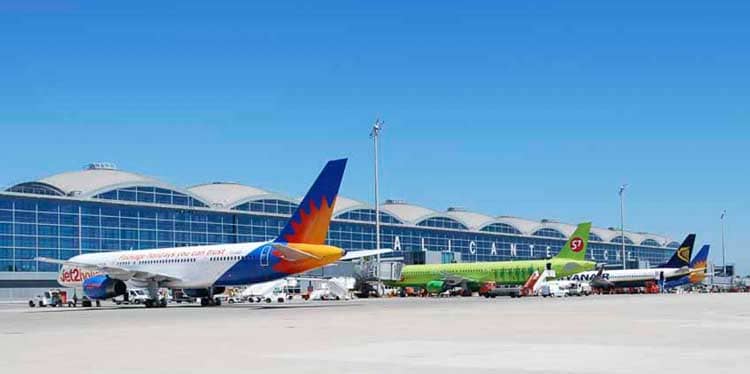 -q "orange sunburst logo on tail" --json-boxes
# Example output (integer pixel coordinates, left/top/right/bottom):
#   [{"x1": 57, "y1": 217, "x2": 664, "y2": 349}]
[
  {"x1": 283, "y1": 197, "x2": 335, "y2": 244},
  {"x1": 689, "y1": 260, "x2": 708, "y2": 283}
]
